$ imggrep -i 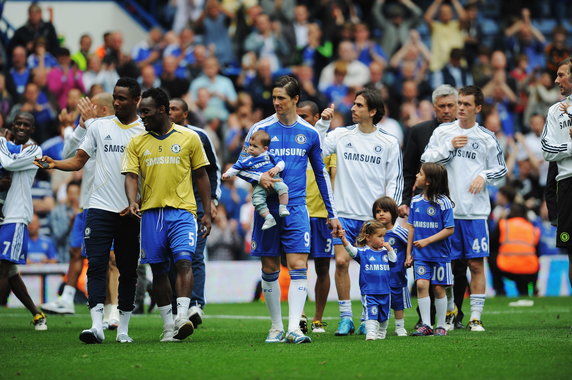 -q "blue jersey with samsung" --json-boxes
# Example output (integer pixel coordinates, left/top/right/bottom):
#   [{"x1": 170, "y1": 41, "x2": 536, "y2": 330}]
[
  {"x1": 385, "y1": 224, "x2": 409, "y2": 288},
  {"x1": 352, "y1": 246, "x2": 393, "y2": 295}
]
